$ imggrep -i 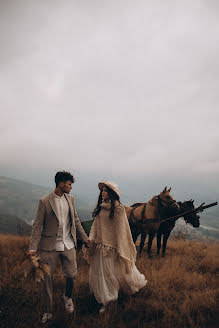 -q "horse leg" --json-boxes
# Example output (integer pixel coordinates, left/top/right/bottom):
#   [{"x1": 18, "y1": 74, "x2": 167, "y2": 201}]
[
  {"x1": 162, "y1": 232, "x2": 171, "y2": 257},
  {"x1": 139, "y1": 233, "x2": 146, "y2": 255},
  {"x1": 147, "y1": 233, "x2": 154, "y2": 258},
  {"x1": 156, "y1": 232, "x2": 162, "y2": 257},
  {"x1": 130, "y1": 225, "x2": 138, "y2": 244}
]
